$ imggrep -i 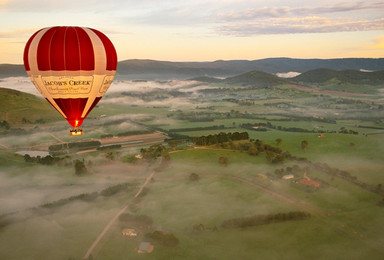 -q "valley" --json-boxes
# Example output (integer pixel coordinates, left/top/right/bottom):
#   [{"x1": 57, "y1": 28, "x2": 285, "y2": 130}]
[{"x1": 0, "y1": 64, "x2": 383, "y2": 260}]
